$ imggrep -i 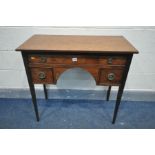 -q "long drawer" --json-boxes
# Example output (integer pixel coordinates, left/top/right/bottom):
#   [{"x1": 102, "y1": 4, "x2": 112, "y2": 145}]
[{"x1": 28, "y1": 55, "x2": 127, "y2": 66}]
